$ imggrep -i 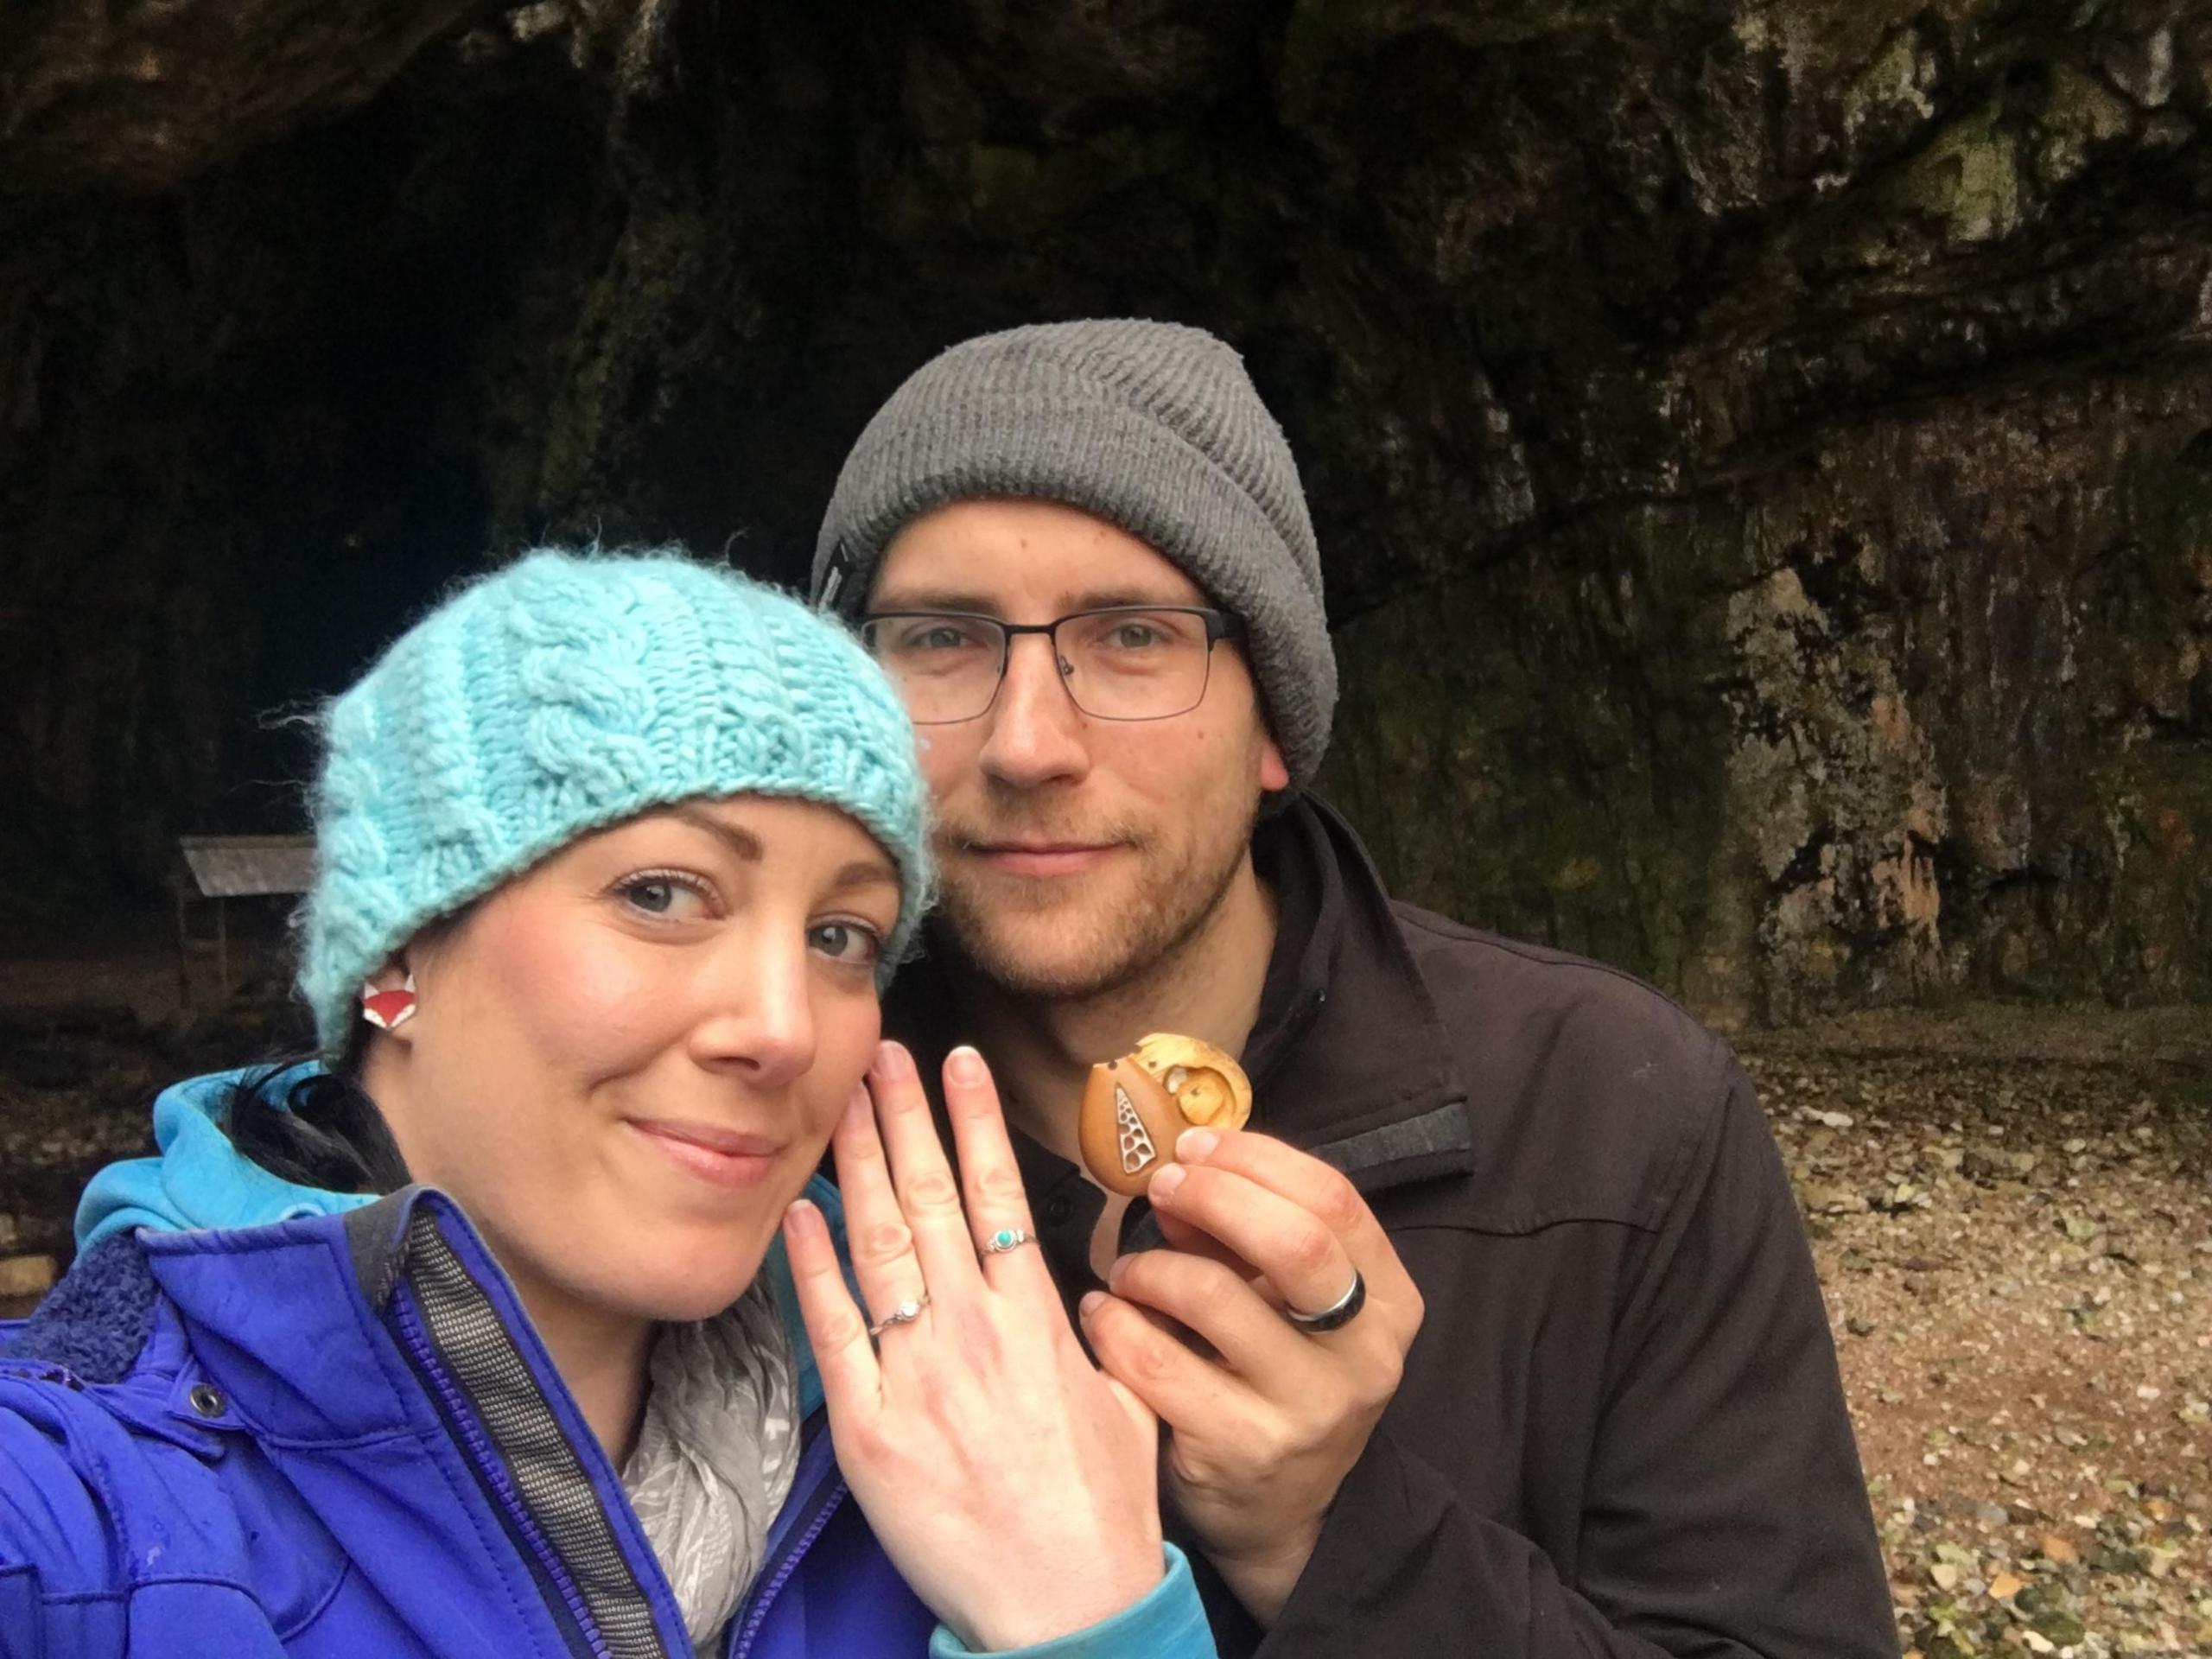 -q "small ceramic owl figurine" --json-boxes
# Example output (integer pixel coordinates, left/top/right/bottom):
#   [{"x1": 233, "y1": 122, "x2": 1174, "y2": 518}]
[{"x1": 1077, "y1": 1033, "x2": 1253, "y2": 1196}]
